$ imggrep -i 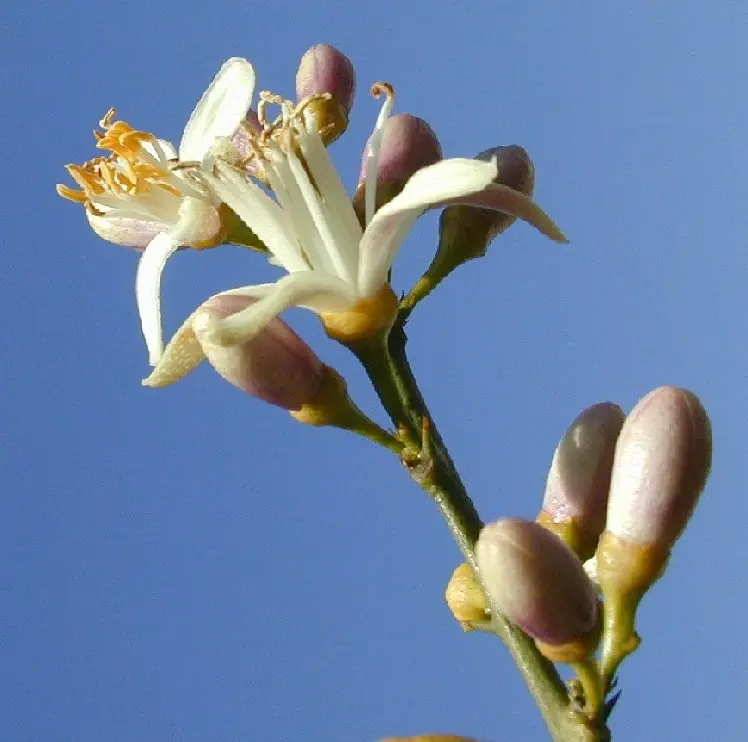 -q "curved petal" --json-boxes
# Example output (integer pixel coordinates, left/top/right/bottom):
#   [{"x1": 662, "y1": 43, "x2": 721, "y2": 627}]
[
  {"x1": 86, "y1": 210, "x2": 166, "y2": 249},
  {"x1": 357, "y1": 158, "x2": 567, "y2": 296},
  {"x1": 135, "y1": 197, "x2": 219, "y2": 366},
  {"x1": 439, "y1": 183, "x2": 568, "y2": 243},
  {"x1": 136, "y1": 231, "x2": 181, "y2": 366},
  {"x1": 179, "y1": 58, "x2": 256, "y2": 162},
  {"x1": 357, "y1": 159, "x2": 497, "y2": 295},
  {"x1": 208, "y1": 271, "x2": 357, "y2": 347},
  {"x1": 142, "y1": 312, "x2": 205, "y2": 388}
]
